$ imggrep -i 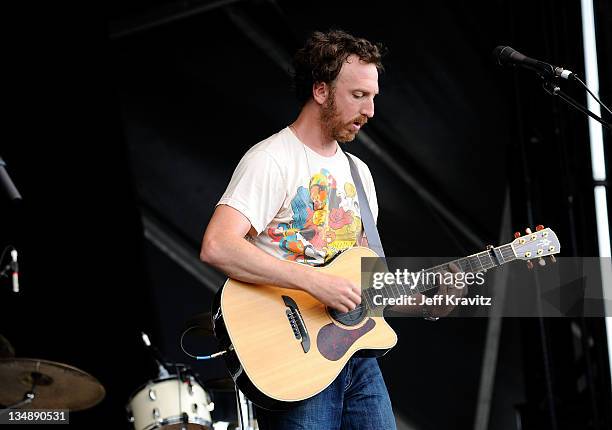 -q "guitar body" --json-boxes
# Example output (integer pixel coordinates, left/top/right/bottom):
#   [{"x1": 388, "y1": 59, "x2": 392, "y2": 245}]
[{"x1": 211, "y1": 247, "x2": 398, "y2": 410}]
